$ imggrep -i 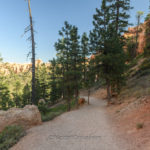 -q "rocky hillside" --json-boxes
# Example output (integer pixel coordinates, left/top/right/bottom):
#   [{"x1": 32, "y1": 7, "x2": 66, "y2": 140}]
[
  {"x1": 0, "y1": 59, "x2": 50, "y2": 75},
  {"x1": 124, "y1": 22, "x2": 146, "y2": 54}
]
